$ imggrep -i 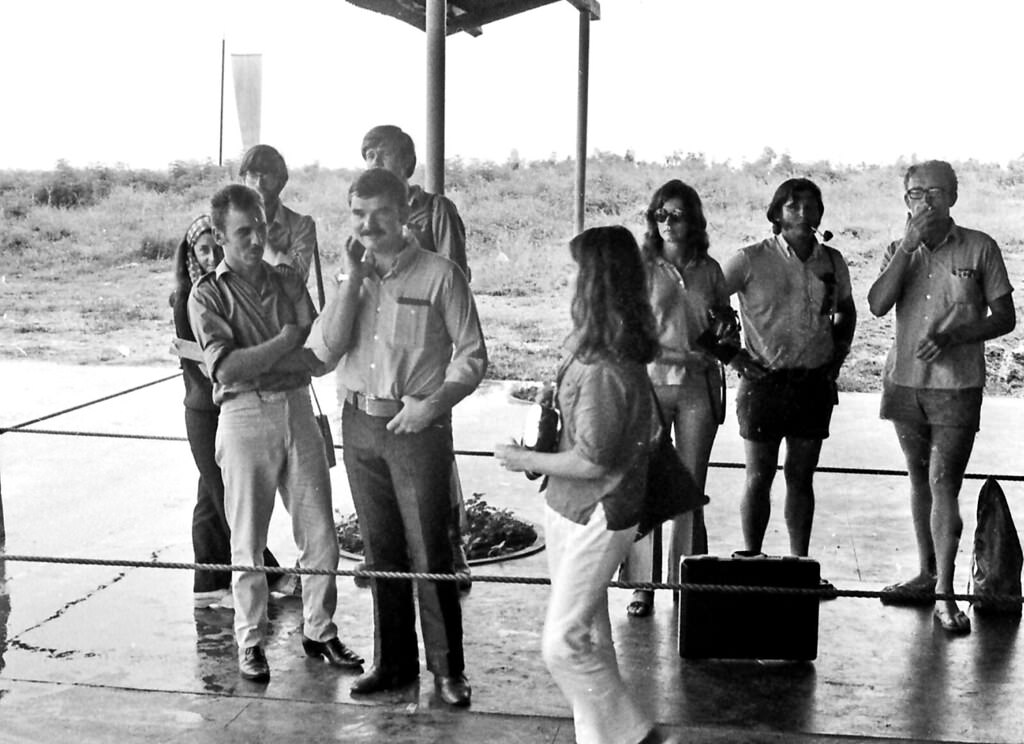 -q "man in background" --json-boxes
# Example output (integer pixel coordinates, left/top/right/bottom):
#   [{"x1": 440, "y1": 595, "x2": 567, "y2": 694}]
[
  {"x1": 868, "y1": 160, "x2": 1014, "y2": 634},
  {"x1": 239, "y1": 144, "x2": 325, "y2": 308},
  {"x1": 723, "y1": 178, "x2": 856, "y2": 593}
]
